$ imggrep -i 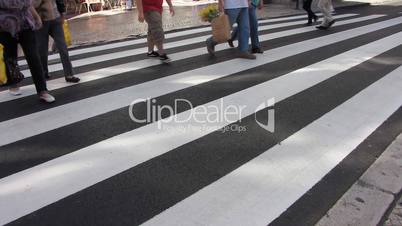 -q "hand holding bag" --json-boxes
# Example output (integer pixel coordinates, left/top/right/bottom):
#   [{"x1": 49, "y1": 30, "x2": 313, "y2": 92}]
[{"x1": 5, "y1": 58, "x2": 24, "y2": 85}]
